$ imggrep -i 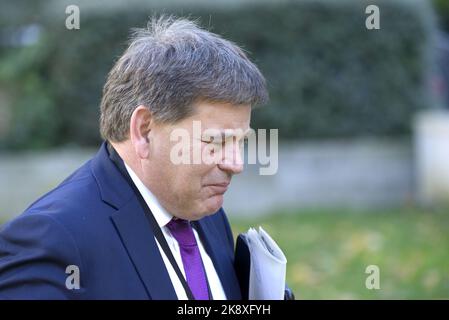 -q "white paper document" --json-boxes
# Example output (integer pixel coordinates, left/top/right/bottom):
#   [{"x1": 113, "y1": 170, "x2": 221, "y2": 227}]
[{"x1": 245, "y1": 227, "x2": 287, "y2": 300}]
